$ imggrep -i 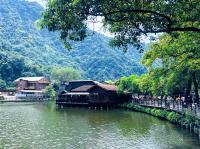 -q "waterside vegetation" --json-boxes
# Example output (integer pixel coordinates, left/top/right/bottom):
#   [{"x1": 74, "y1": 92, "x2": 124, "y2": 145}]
[
  {"x1": 117, "y1": 33, "x2": 200, "y2": 103},
  {"x1": 121, "y1": 103, "x2": 200, "y2": 135}
]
